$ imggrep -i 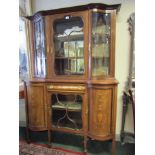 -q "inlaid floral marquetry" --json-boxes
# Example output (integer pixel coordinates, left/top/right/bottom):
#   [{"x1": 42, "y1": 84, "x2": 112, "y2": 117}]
[
  {"x1": 96, "y1": 93, "x2": 105, "y2": 128},
  {"x1": 47, "y1": 85, "x2": 86, "y2": 91},
  {"x1": 91, "y1": 88, "x2": 112, "y2": 136},
  {"x1": 27, "y1": 85, "x2": 46, "y2": 129}
]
